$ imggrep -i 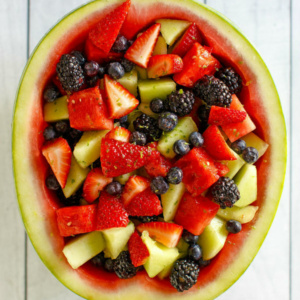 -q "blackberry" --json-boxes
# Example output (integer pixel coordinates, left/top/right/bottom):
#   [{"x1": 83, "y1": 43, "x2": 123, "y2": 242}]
[
  {"x1": 56, "y1": 54, "x2": 85, "y2": 92},
  {"x1": 113, "y1": 251, "x2": 137, "y2": 279},
  {"x1": 215, "y1": 67, "x2": 242, "y2": 95},
  {"x1": 150, "y1": 98, "x2": 165, "y2": 114},
  {"x1": 84, "y1": 61, "x2": 100, "y2": 77},
  {"x1": 86, "y1": 75, "x2": 100, "y2": 87},
  {"x1": 111, "y1": 35, "x2": 128, "y2": 52},
  {"x1": 107, "y1": 62, "x2": 125, "y2": 79},
  {"x1": 166, "y1": 89, "x2": 195, "y2": 117},
  {"x1": 70, "y1": 50, "x2": 86, "y2": 66},
  {"x1": 242, "y1": 147, "x2": 259, "y2": 164},
  {"x1": 105, "y1": 181, "x2": 123, "y2": 196},
  {"x1": 120, "y1": 58, "x2": 134, "y2": 72},
  {"x1": 193, "y1": 75, "x2": 232, "y2": 107},
  {"x1": 211, "y1": 177, "x2": 240, "y2": 209},
  {"x1": 151, "y1": 176, "x2": 169, "y2": 195},
  {"x1": 226, "y1": 220, "x2": 242, "y2": 234},
  {"x1": 166, "y1": 167, "x2": 183, "y2": 185},
  {"x1": 129, "y1": 131, "x2": 147, "y2": 146},
  {"x1": 231, "y1": 139, "x2": 246, "y2": 154},
  {"x1": 104, "y1": 258, "x2": 115, "y2": 272},
  {"x1": 43, "y1": 84, "x2": 60, "y2": 103},
  {"x1": 55, "y1": 120, "x2": 69, "y2": 134},
  {"x1": 170, "y1": 259, "x2": 200, "y2": 292},
  {"x1": 189, "y1": 132, "x2": 204, "y2": 147},
  {"x1": 173, "y1": 140, "x2": 190, "y2": 156},
  {"x1": 182, "y1": 230, "x2": 199, "y2": 244},
  {"x1": 133, "y1": 113, "x2": 162, "y2": 142},
  {"x1": 137, "y1": 215, "x2": 159, "y2": 223},
  {"x1": 45, "y1": 175, "x2": 60, "y2": 191},
  {"x1": 197, "y1": 105, "x2": 211, "y2": 123},
  {"x1": 92, "y1": 252, "x2": 105, "y2": 267},
  {"x1": 158, "y1": 112, "x2": 178, "y2": 132}
]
